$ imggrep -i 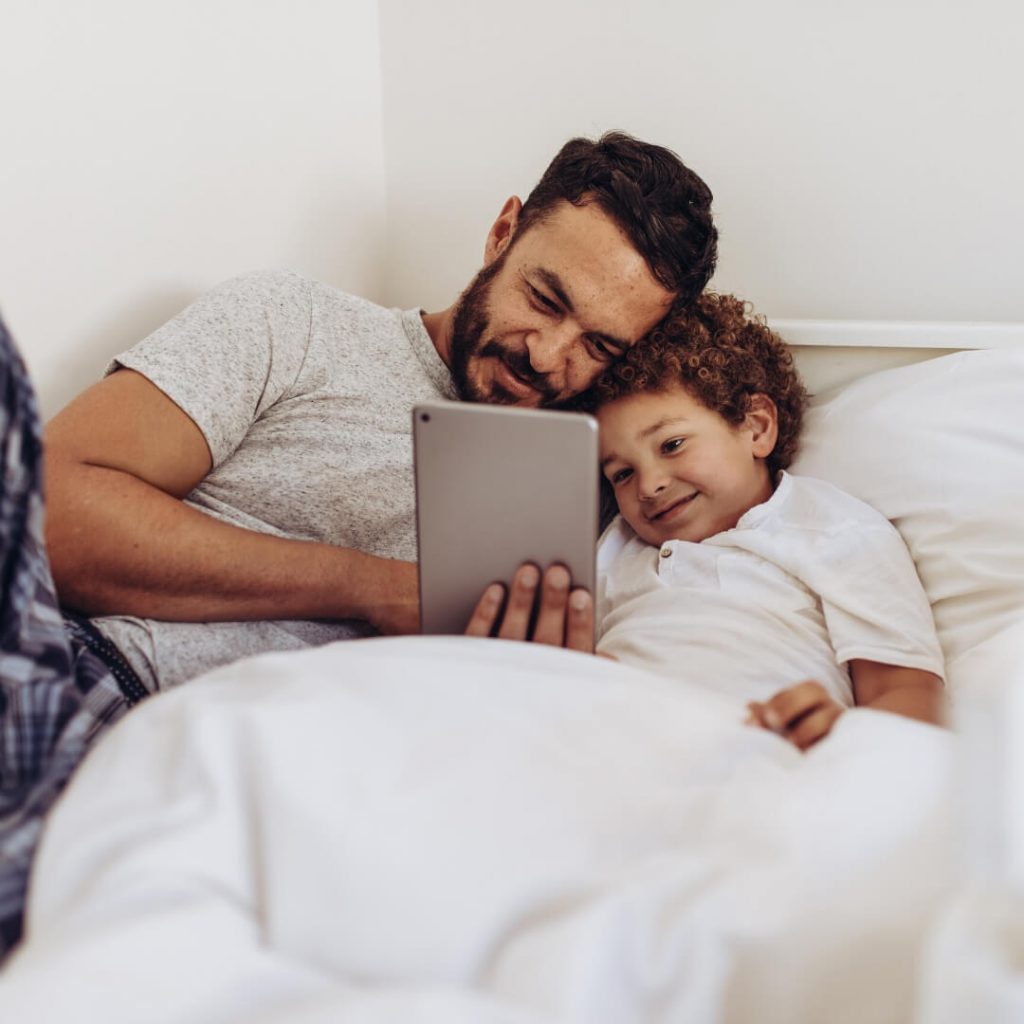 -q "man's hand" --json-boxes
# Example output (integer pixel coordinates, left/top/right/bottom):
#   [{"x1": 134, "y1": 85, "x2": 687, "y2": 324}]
[
  {"x1": 464, "y1": 563, "x2": 594, "y2": 651},
  {"x1": 746, "y1": 680, "x2": 844, "y2": 751}
]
